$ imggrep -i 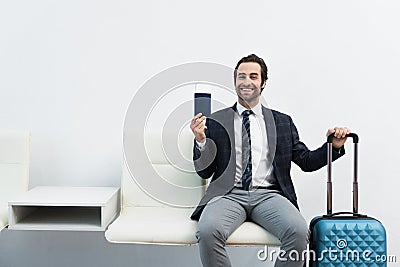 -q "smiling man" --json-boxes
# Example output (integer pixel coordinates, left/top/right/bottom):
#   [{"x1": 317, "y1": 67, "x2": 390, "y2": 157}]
[{"x1": 190, "y1": 54, "x2": 350, "y2": 267}]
